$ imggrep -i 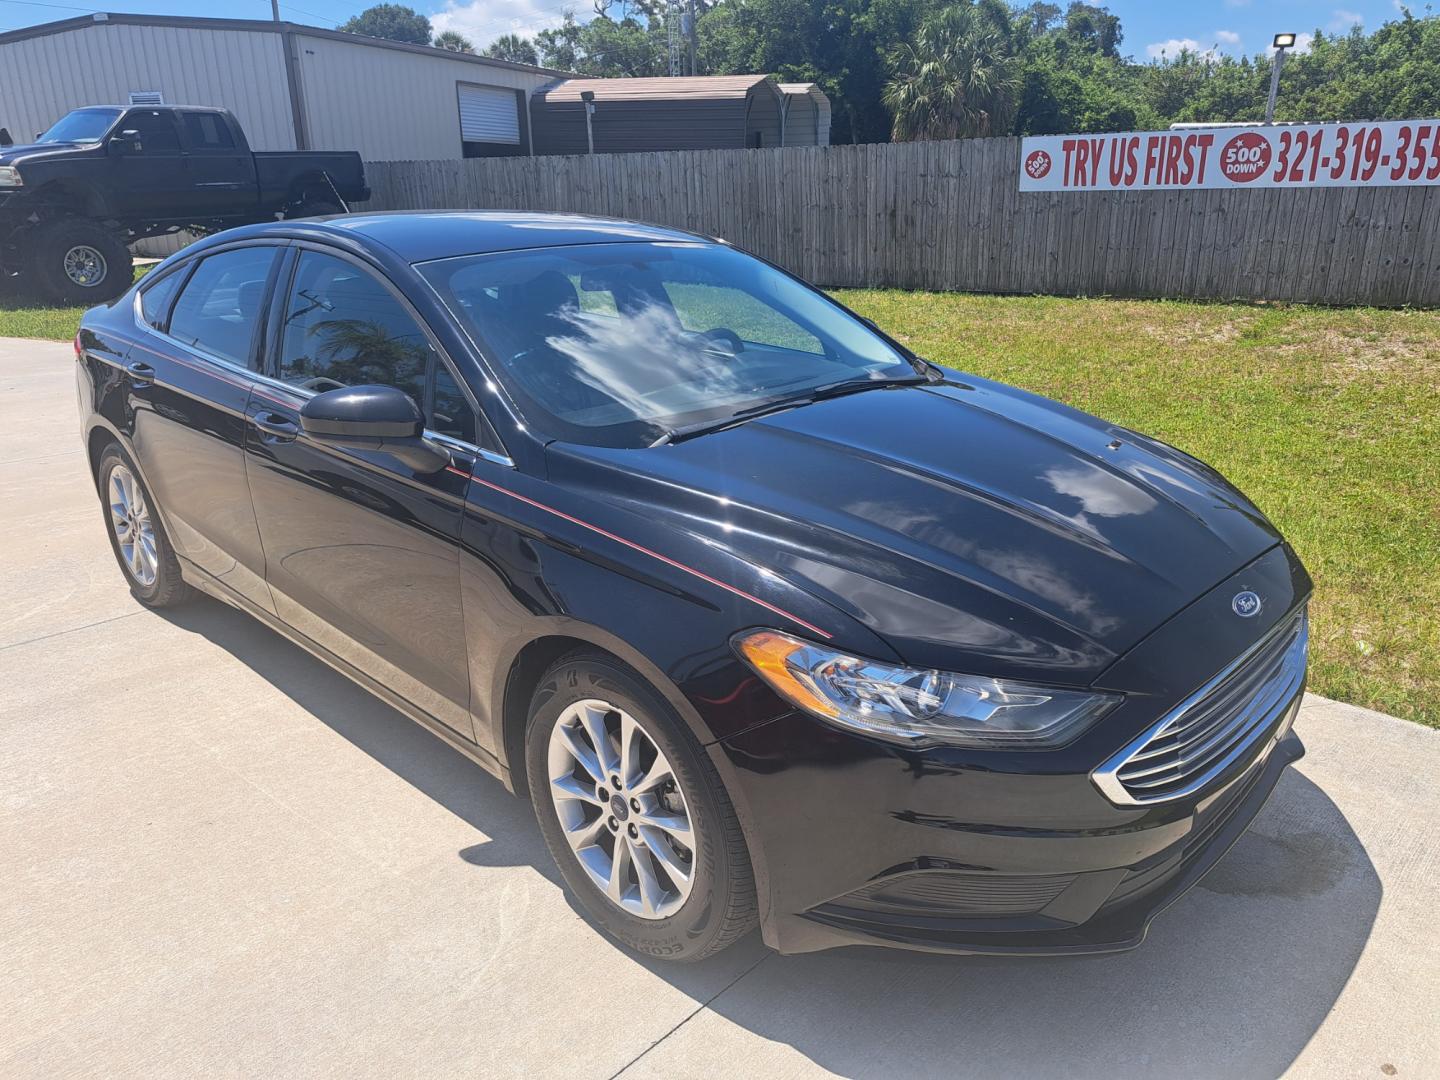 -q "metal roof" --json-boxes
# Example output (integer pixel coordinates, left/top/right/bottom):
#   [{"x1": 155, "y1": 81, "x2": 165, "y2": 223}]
[
  {"x1": 536, "y1": 76, "x2": 777, "y2": 103},
  {"x1": 0, "y1": 13, "x2": 576, "y2": 79}
]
